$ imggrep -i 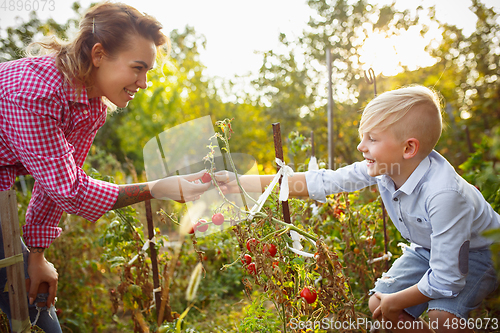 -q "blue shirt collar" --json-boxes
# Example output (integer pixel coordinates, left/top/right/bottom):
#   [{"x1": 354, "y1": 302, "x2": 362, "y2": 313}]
[
  {"x1": 376, "y1": 155, "x2": 431, "y2": 196},
  {"x1": 398, "y1": 155, "x2": 431, "y2": 195}
]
